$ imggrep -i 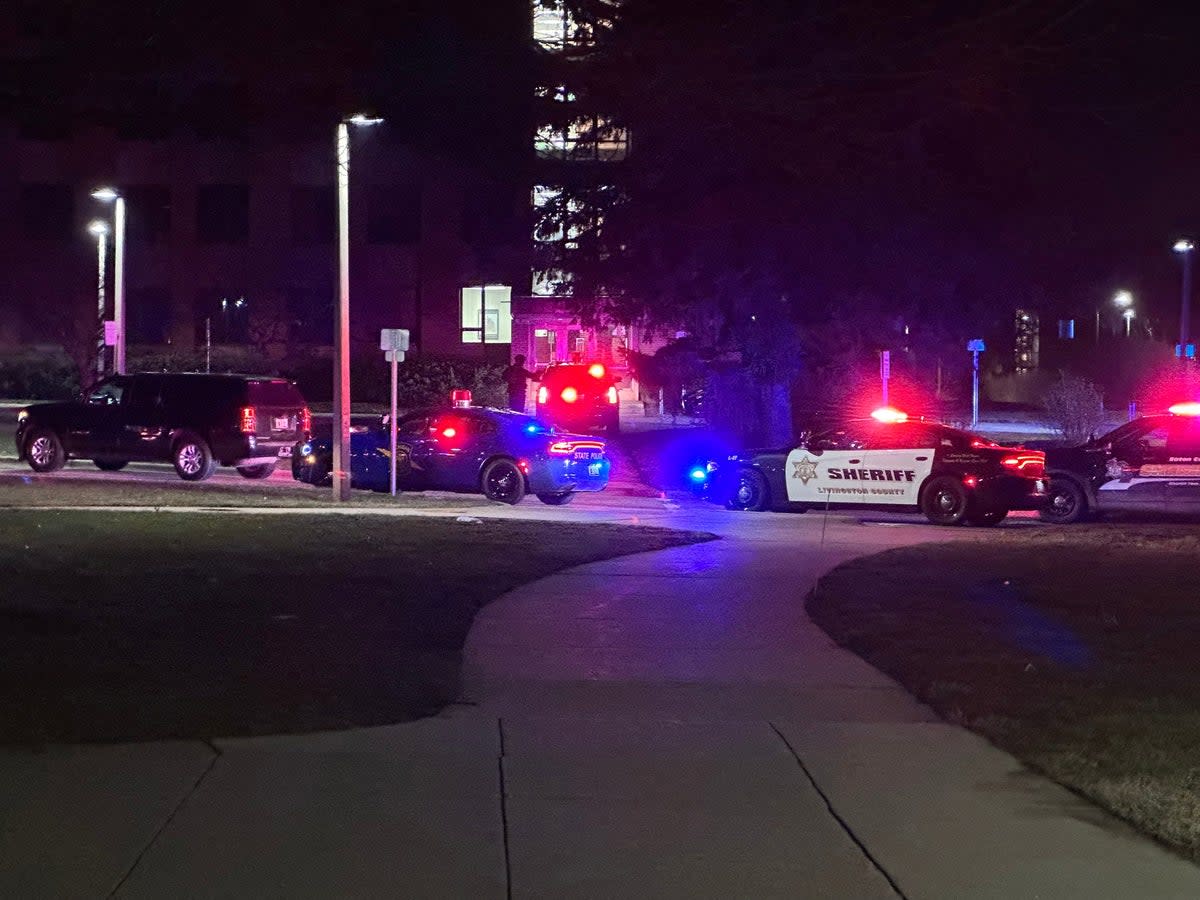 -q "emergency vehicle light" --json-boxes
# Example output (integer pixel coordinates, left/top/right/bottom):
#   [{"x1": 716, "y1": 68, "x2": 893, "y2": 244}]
[
  {"x1": 561, "y1": 387, "x2": 579, "y2": 403},
  {"x1": 689, "y1": 467, "x2": 708, "y2": 482},
  {"x1": 1169, "y1": 402, "x2": 1200, "y2": 417},
  {"x1": 451, "y1": 389, "x2": 472, "y2": 408},
  {"x1": 588, "y1": 363, "x2": 606, "y2": 379},
  {"x1": 870, "y1": 407, "x2": 908, "y2": 424},
  {"x1": 537, "y1": 386, "x2": 548, "y2": 404}
]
